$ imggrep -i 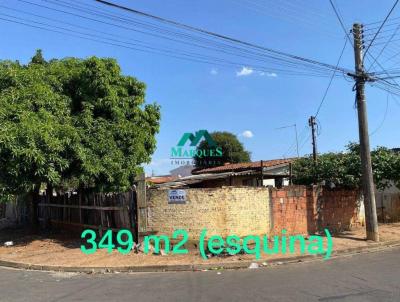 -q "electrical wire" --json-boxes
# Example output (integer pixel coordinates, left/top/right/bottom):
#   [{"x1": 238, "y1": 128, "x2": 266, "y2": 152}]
[
  {"x1": 329, "y1": 0, "x2": 353, "y2": 46},
  {"x1": 9, "y1": 0, "x2": 399, "y2": 155},
  {"x1": 92, "y1": 0, "x2": 351, "y2": 74},
  {"x1": 0, "y1": 13, "x2": 344, "y2": 78},
  {"x1": 231, "y1": 0, "x2": 341, "y2": 39},
  {"x1": 363, "y1": 0, "x2": 400, "y2": 58},
  {"x1": 370, "y1": 93, "x2": 390, "y2": 136},
  {"x1": 314, "y1": 38, "x2": 348, "y2": 117},
  {"x1": 12, "y1": 0, "x2": 350, "y2": 77},
  {"x1": 367, "y1": 23, "x2": 400, "y2": 71},
  {"x1": 282, "y1": 125, "x2": 309, "y2": 158}
]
